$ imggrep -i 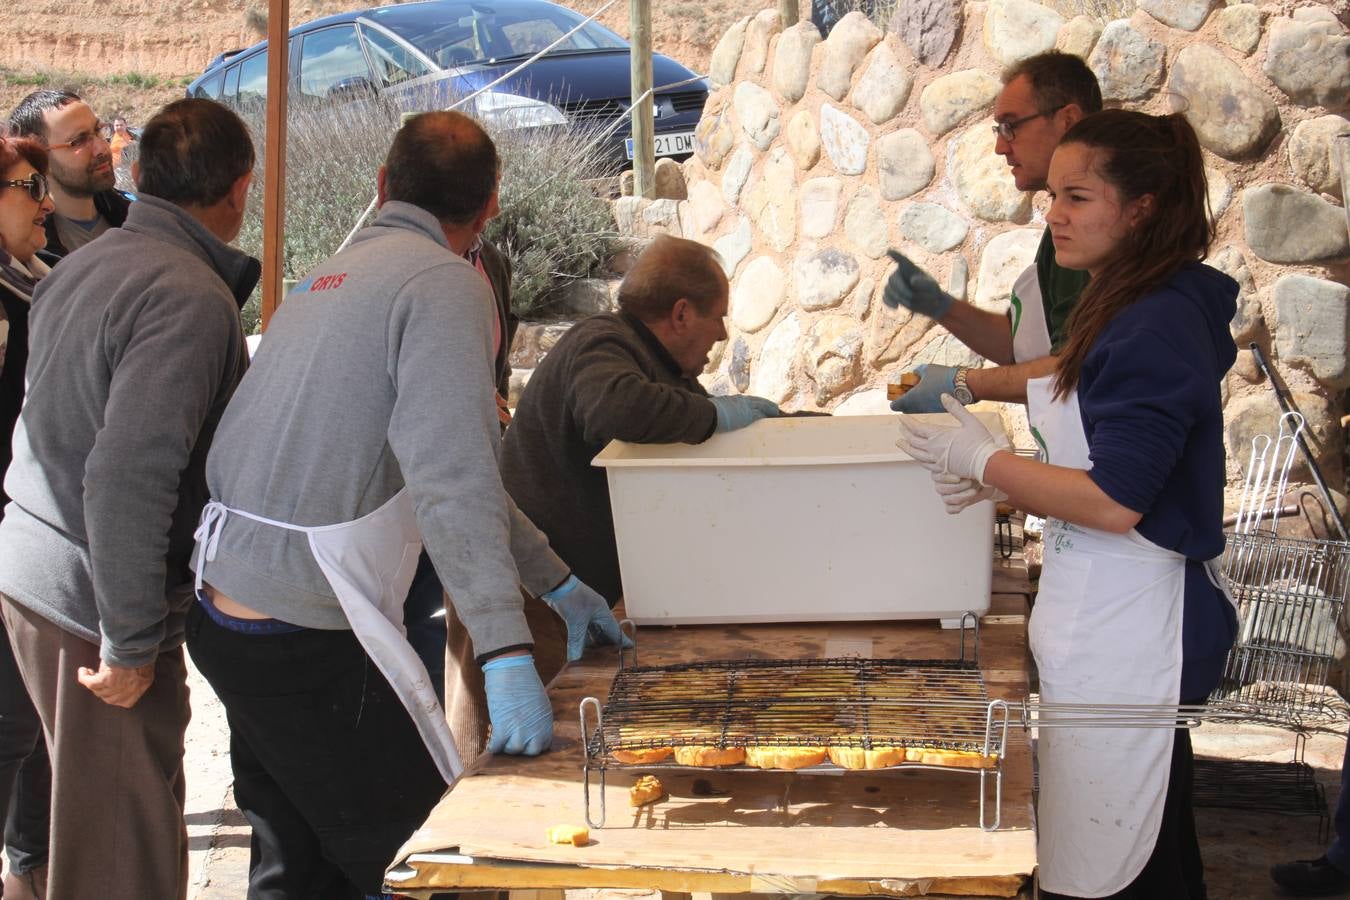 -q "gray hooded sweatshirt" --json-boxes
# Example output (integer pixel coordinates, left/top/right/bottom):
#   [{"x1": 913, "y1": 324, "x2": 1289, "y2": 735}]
[
  {"x1": 196, "y1": 202, "x2": 566, "y2": 659},
  {"x1": 0, "y1": 195, "x2": 257, "y2": 668}
]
